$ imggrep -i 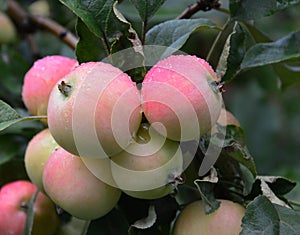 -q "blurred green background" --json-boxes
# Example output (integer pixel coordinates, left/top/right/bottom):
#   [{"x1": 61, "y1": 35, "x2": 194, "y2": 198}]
[{"x1": 1, "y1": 0, "x2": 300, "y2": 201}]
